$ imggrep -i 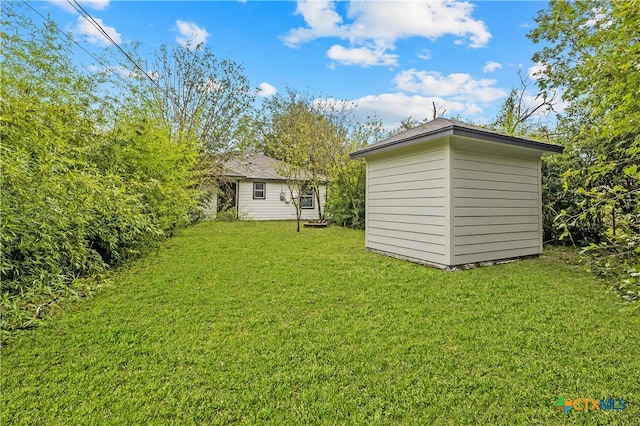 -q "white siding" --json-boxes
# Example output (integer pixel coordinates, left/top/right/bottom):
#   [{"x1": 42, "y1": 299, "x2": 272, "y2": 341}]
[
  {"x1": 451, "y1": 148, "x2": 542, "y2": 265},
  {"x1": 237, "y1": 179, "x2": 326, "y2": 221},
  {"x1": 365, "y1": 144, "x2": 448, "y2": 265}
]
